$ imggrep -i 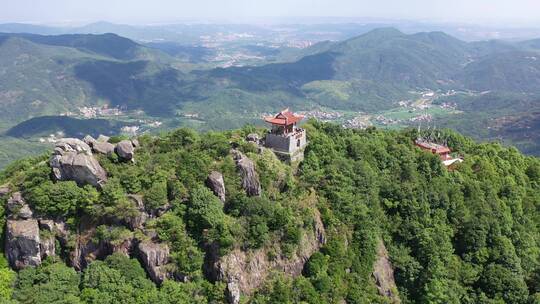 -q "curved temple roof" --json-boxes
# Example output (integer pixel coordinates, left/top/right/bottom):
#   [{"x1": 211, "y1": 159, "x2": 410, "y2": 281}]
[{"x1": 264, "y1": 109, "x2": 304, "y2": 126}]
